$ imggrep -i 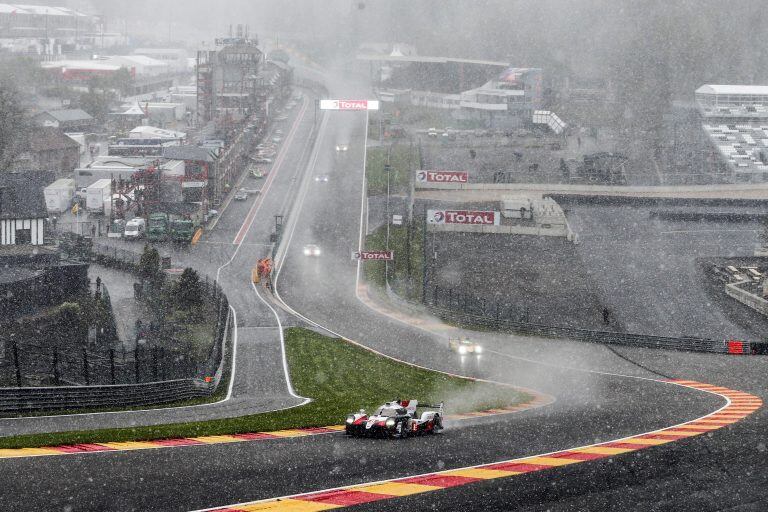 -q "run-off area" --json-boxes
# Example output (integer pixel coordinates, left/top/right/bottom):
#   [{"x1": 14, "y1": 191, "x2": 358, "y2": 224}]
[{"x1": 419, "y1": 198, "x2": 768, "y2": 341}]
